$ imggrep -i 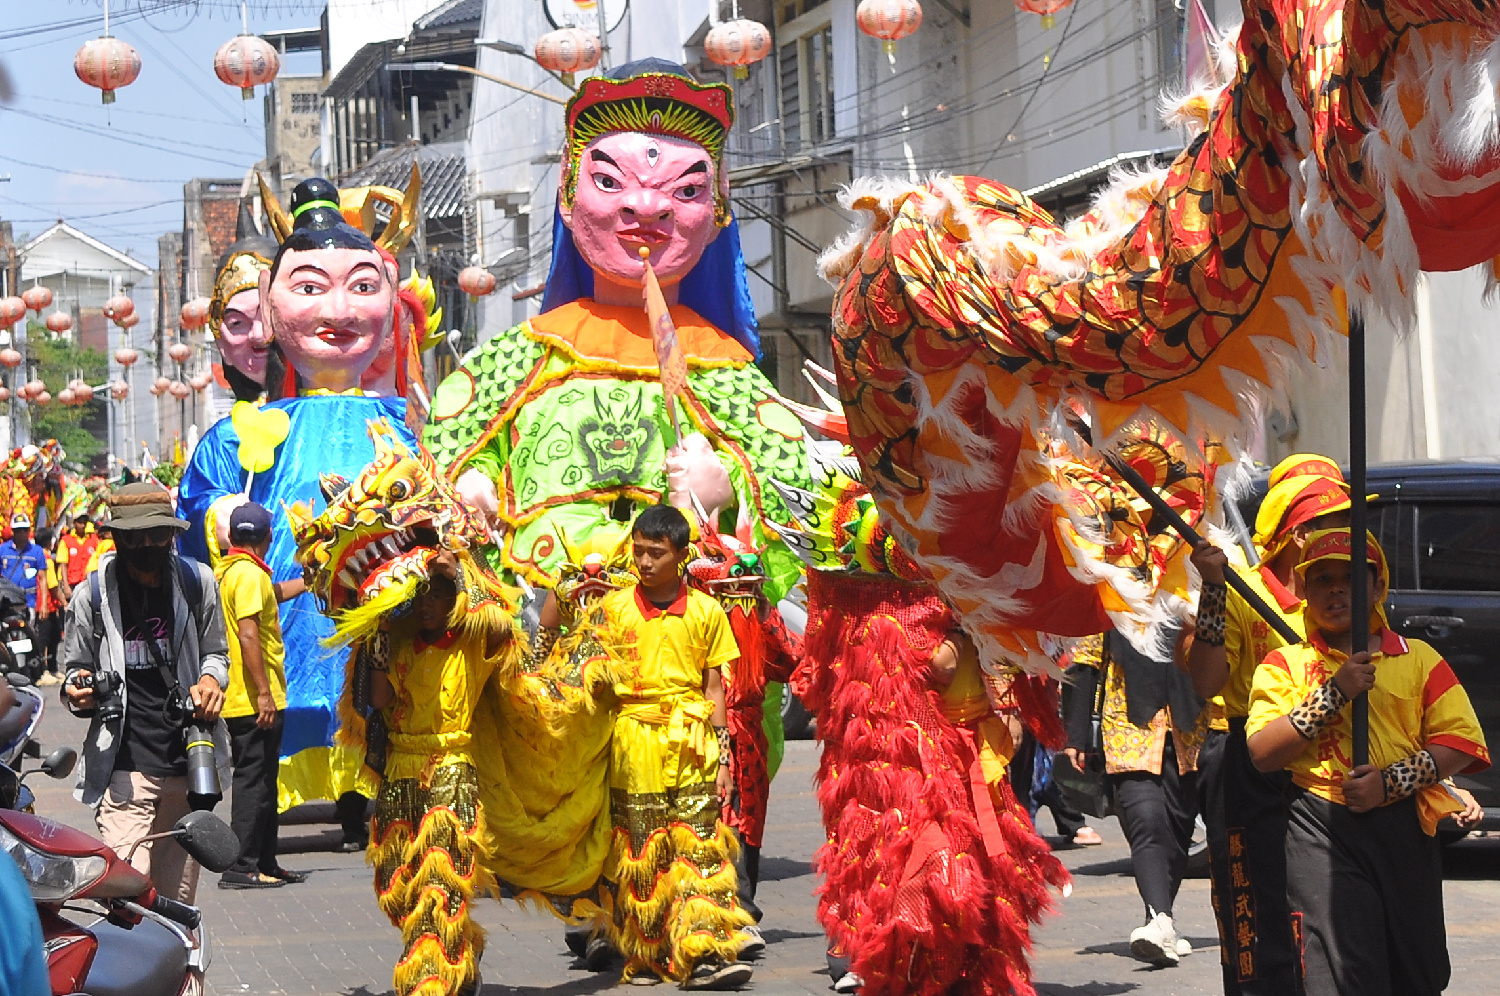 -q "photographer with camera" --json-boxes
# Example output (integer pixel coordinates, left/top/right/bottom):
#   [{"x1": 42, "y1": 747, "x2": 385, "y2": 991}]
[{"x1": 59, "y1": 483, "x2": 230, "y2": 905}]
